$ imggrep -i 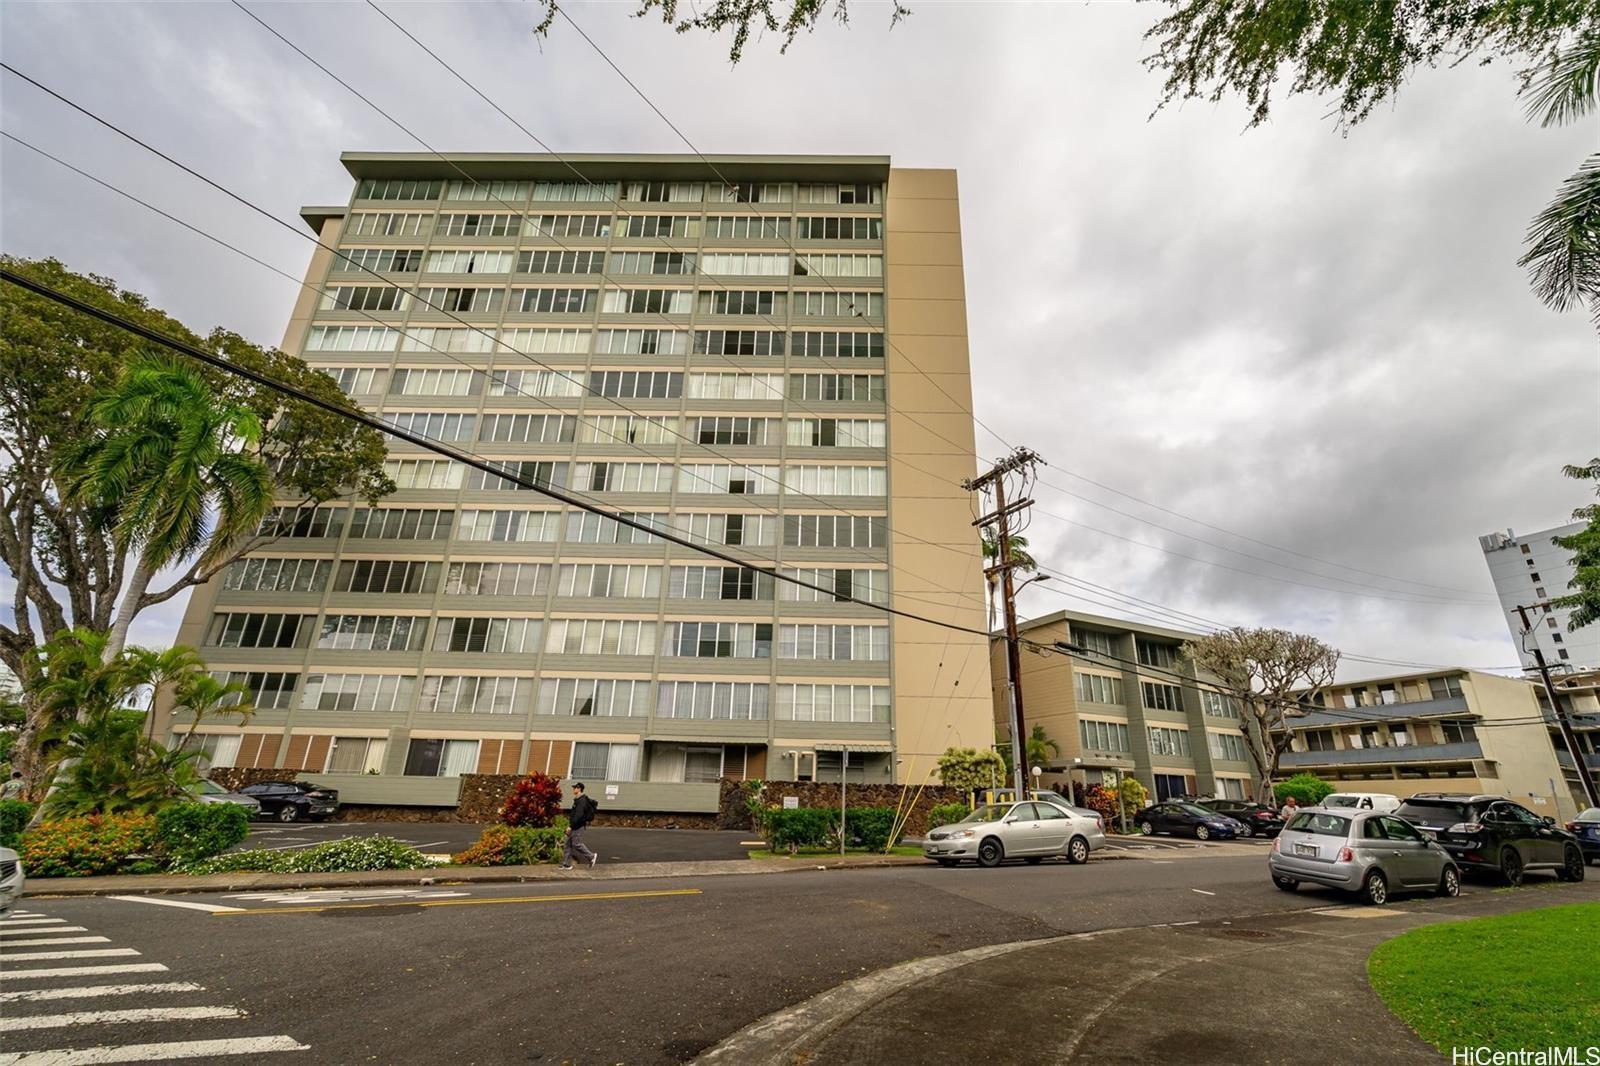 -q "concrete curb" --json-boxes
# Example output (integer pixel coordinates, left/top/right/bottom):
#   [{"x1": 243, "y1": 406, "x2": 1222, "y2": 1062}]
[{"x1": 23, "y1": 853, "x2": 930, "y2": 898}]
